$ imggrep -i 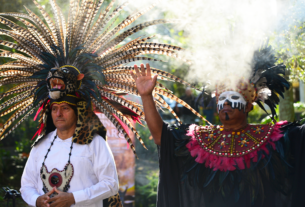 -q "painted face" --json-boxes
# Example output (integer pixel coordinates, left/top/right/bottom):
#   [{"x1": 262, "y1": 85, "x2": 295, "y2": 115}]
[
  {"x1": 47, "y1": 65, "x2": 84, "y2": 100},
  {"x1": 217, "y1": 91, "x2": 247, "y2": 112}
]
